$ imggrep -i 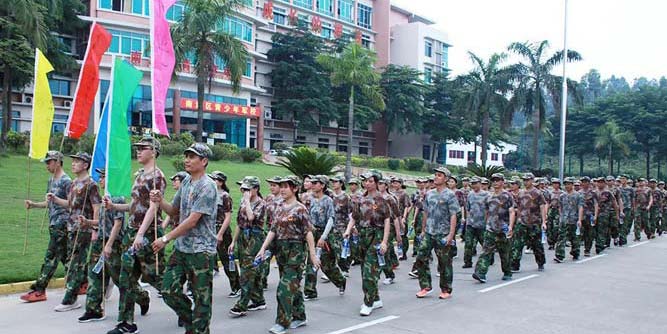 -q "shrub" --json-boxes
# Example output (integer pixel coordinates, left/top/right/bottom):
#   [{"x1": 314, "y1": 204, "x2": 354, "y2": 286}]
[
  {"x1": 404, "y1": 157, "x2": 424, "y2": 171},
  {"x1": 176, "y1": 132, "x2": 195, "y2": 147},
  {"x1": 351, "y1": 156, "x2": 369, "y2": 167},
  {"x1": 171, "y1": 157, "x2": 185, "y2": 172},
  {"x1": 161, "y1": 142, "x2": 186, "y2": 156},
  {"x1": 277, "y1": 147, "x2": 337, "y2": 178},
  {"x1": 388, "y1": 159, "x2": 400, "y2": 170},
  {"x1": 6, "y1": 131, "x2": 28, "y2": 152},
  {"x1": 422, "y1": 162, "x2": 440, "y2": 173},
  {"x1": 210, "y1": 143, "x2": 239, "y2": 161},
  {"x1": 466, "y1": 163, "x2": 506, "y2": 178},
  {"x1": 74, "y1": 134, "x2": 95, "y2": 154},
  {"x1": 369, "y1": 156, "x2": 388, "y2": 169},
  {"x1": 273, "y1": 142, "x2": 289, "y2": 151},
  {"x1": 239, "y1": 148, "x2": 262, "y2": 163},
  {"x1": 49, "y1": 133, "x2": 77, "y2": 154}
]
